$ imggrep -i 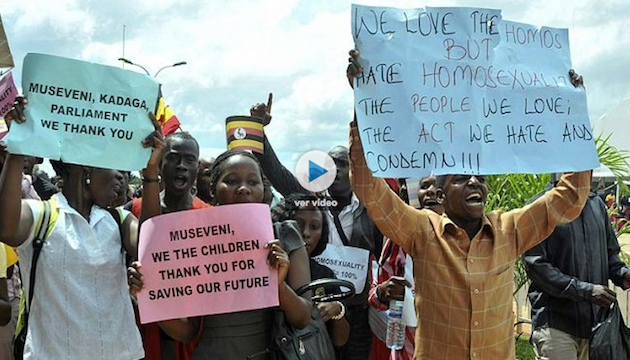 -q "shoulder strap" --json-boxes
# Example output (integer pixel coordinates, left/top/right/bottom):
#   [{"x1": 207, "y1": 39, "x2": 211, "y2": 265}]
[
  {"x1": 331, "y1": 210, "x2": 350, "y2": 246},
  {"x1": 27, "y1": 200, "x2": 53, "y2": 311},
  {"x1": 106, "y1": 207, "x2": 125, "y2": 253}
]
